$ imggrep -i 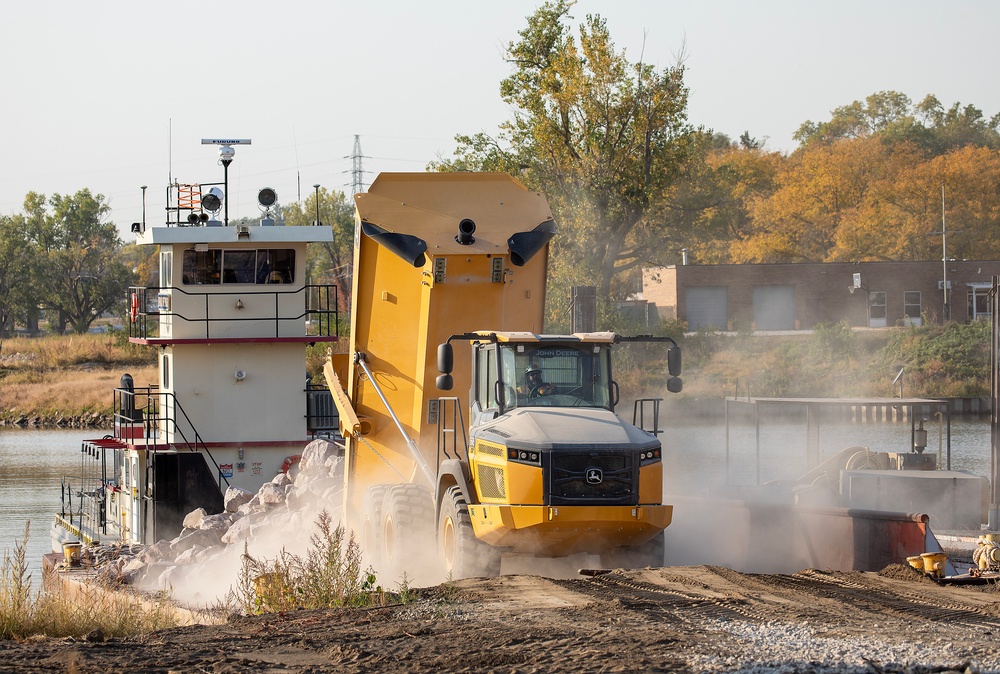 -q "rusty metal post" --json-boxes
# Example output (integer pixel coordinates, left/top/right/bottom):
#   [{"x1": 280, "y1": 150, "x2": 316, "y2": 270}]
[{"x1": 990, "y1": 276, "x2": 1000, "y2": 530}]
